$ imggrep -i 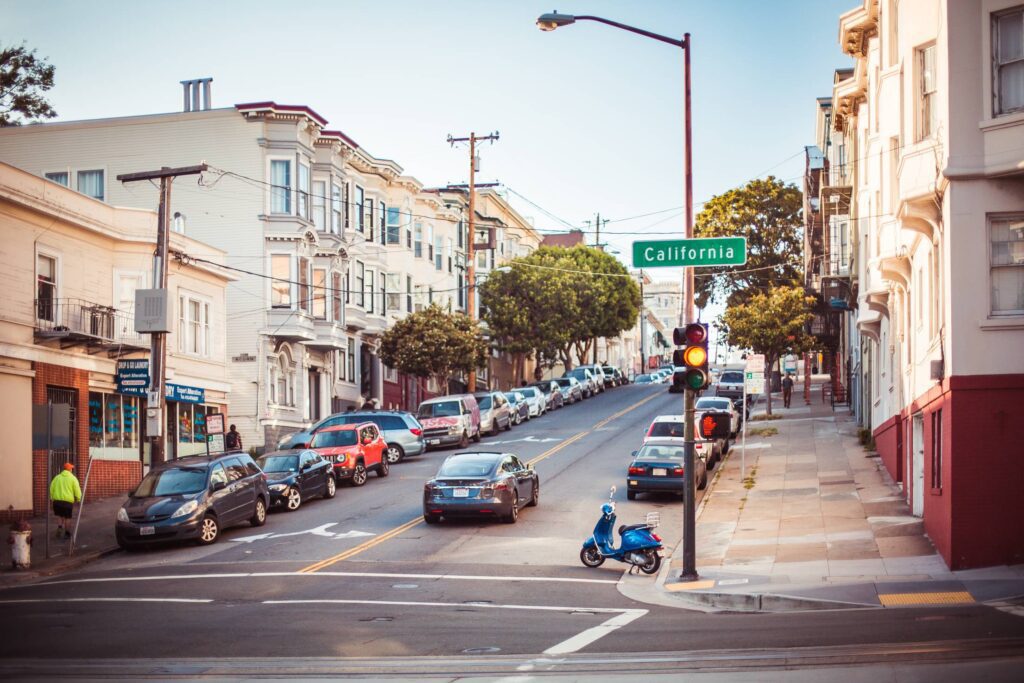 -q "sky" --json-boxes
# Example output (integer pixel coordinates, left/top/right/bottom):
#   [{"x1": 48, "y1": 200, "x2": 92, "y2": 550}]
[{"x1": 3, "y1": 0, "x2": 853, "y2": 333}]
